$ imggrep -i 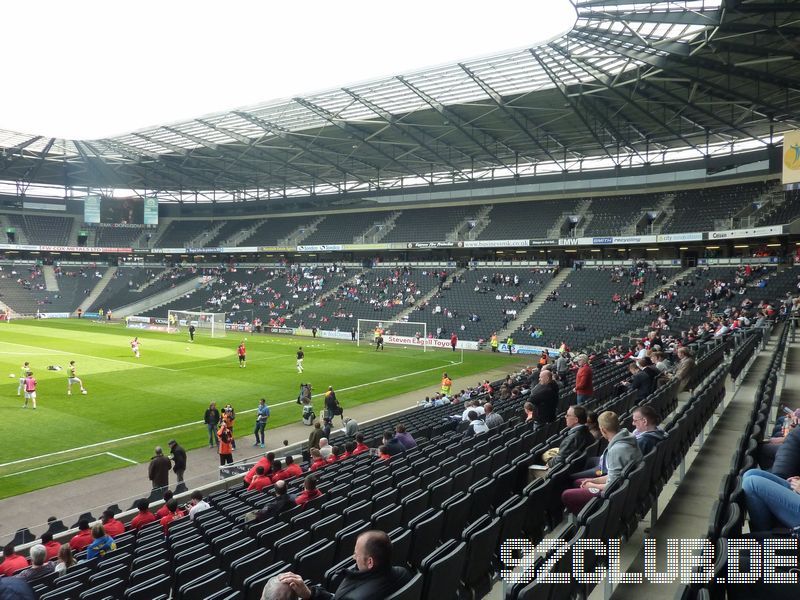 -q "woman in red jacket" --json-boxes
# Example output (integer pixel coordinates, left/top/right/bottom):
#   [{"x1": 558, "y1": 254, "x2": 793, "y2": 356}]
[{"x1": 574, "y1": 354, "x2": 593, "y2": 405}]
